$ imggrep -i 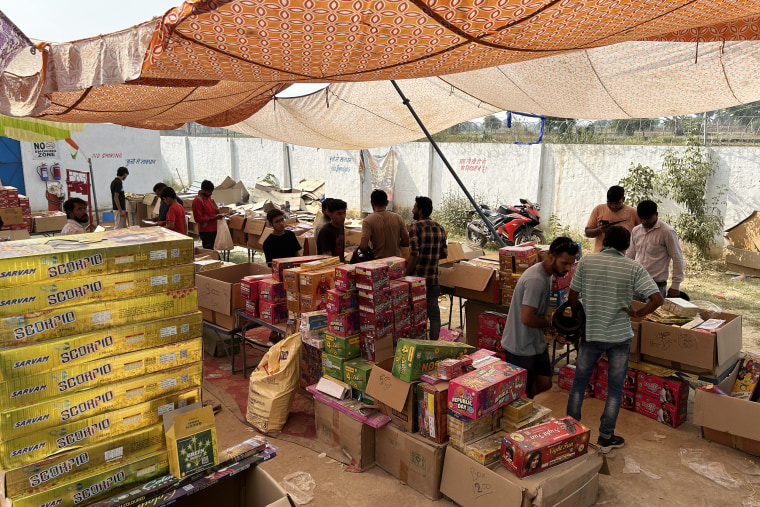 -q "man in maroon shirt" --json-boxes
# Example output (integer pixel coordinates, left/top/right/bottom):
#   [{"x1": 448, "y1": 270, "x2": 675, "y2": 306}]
[{"x1": 192, "y1": 180, "x2": 223, "y2": 249}]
